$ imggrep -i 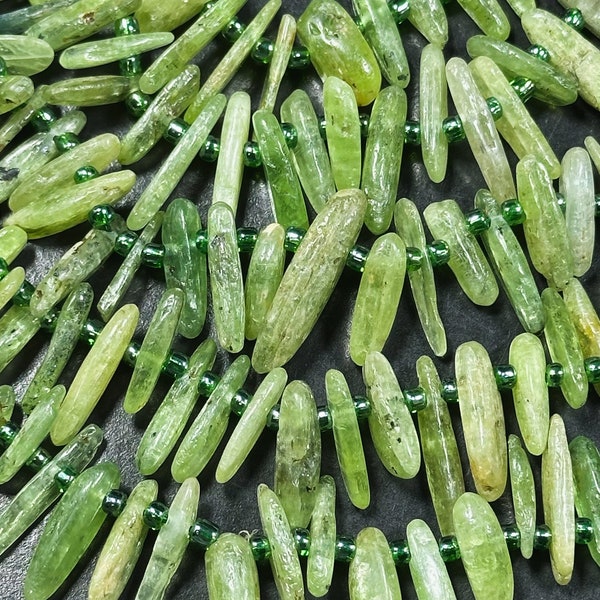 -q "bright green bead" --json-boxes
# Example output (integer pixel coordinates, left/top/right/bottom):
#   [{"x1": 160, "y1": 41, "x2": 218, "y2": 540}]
[
  {"x1": 197, "y1": 371, "x2": 221, "y2": 397},
  {"x1": 230, "y1": 388, "x2": 252, "y2": 417},
  {"x1": 266, "y1": 405, "x2": 280, "y2": 430},
  {"x1": 403, "y1": 386, "x2": 427, "y2": 412},
  {"x1": 237, "y1": 227, "x2": 258, "y2": 252},
  {"x1": 501, "y1": 198, "x2": 526, "y2": 225},
  {"x1": 510, "y1": 77, "x2": 536, "y2": 102},
  {"x1": 359, "y1": 113, "x2": 370, "y2": 138},
  {"x1": 54, "y1": 132, "x2": 81, "y2": 153},
  {"x1": 584, "y1": 357, "x2": 600, "y2": 383},
  {"x1": 195, "y1": 229, "x2": 209, "y2": 253},
  {"x1": 141, "y1": 243, "x2": 165, "y2": 269},
  {"x1": 243, "y1": 141, "x2": 262, "y2": 167},
  {"x1": 317, "y1": 405, "x2": 332, "y2": 431},
  {"x1": 389, "y1": 539, "x2": 411, "y2": 565},
  {"x1": 545, "y1": 362, "x2": 564, "y2": 387},
  {"x1": 123, "y1": 341, "x2": 140, "y2": 367},
  {"x1": 88, "y1": 204, "x2": 116, "y2": 231},
  {"x1": 346, "y1": 244, "x2": 370, "y2": 272},
  {"x1": 438, "y1": 535, "x2": 461, "y2": 561},
  {"x1": 0, "y1": 257, "x2": 8, "y2": 280},
  {"x1": 163, "y1": 118, "x2": 189, "y2": 145},
  {"x1": 353, "y1": 395, "x2": 371, "y2": 420},
  {"x1": 199, "y1": 134, "x2": 220, "y2": 162},
  {"x1": 527, "y1": 44, "x2": 550, "y2": 61},
  {"x1": 120, "y1": 56, "x2": 142, "y2": 77},
  {"x1": 12, "y1": 279, "x2": 35, "y2": 306},
  {"x1": 74, "y1": 165, "x2": 99, "y2": 184},
  {"x1": 486, "y1": 96, "x2": 503, "y2": 120},
  {"x1": 222, "y1": 16, "x2": 246, "y2": 42},
  {"x1": 404, "y1": 120, "x2": 421, "y2": 145},
  {"x1": 30, "y1": 106, "x2": 58, "y2": 132},
  {"x1": 334, "y1": 535, "x2": 356, "y2": 562},
  {"x1": 125, "y1": 91, "x2": 151, "y2": 118},
  {"x1": 102, "y1": 489, "x2": 128, "y2": 517},
  {"x1": 533, "y1": 524, "x2": 552, "y2": 550},
  {"x1": 441, "y1": 378, "x2": 459, "y2": 403},
  {"x1": 114, "y1": 231, "x2": 138, "y2": 256},
  {"x1": 280, "y1": 122, "x2": 298, "y2": 149},
  {"x1": 503, "y1": 524, "x2": 521, "y2": 550},
  {"x1": 284, "y1": 227, "x2": 306, "y2": 252},
  {"x1": 143, "y1": 501, "x2": 169, "y2": 530},
  {"x1": 26, "y1": 448, "x2": 52, "y2": 471},
  {"x1": 442, "y1": 115, "x2": 465, "y2": 142},
  {"x1": 162, "y1": 351, "x2": 189, "y2": 378},
  {"x1": 465, "y1": 208, "x2": 491, "y2": 235},
  {"x1": 189, "y1": 518, "x2": 221, "y2": 548},
  {"x1": 387, "y1": 0, "x2": 410, "y2": 24},
  {"x1": 0, "y1": 422, "x2": 18, "y2": 447},
  {"x1": 40, "y1": 308, "x2": 59, "y2": 333},
  {"x1": 406, "y1": 246, "x2": 423, "y2": 271},
  {"x1": 250, "y1": 532, "x2": 271, "y2": 561},
  {"x1": 251, "y1": 37, "x2": 274, "y2": 64},
  {"x1": 54, "y1": 466, "x2": 77, "y2": 492},
  {"x1": 563, "y1": 8, "x2": 584, "y2": 30},
  {"x1": 289, "y1": 46, "x2": 311, "y2": 69},
  {"x1": 575, "y1": 517, "x2": 594, "y2": 544},
  {"x1": 427, "y1": 239, "x2": 451, "y2": 267},
  {"x1": 114, "y1": 16, "x2": 140, "y2": 36},
  {"x1": 80, "y1": 319, "x2": 104, "y2": 346},
  {"x1": 494, "y1": 364, "x2": 518, "y2": 389},
  {"x1": 293, "y1": 527, "x2": 311, "y2": 557}
]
